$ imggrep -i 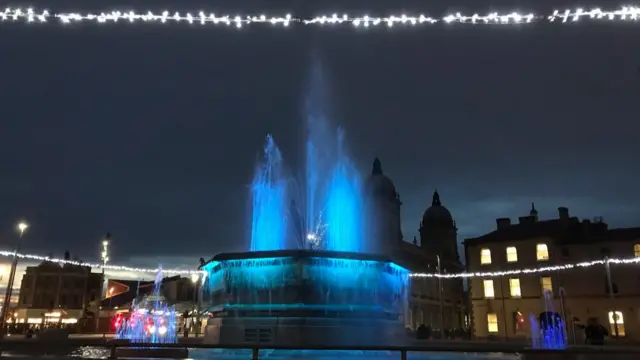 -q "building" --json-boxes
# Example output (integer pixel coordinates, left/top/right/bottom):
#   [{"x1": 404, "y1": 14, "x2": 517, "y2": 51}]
[
  {"x1": 465, "y1": 205, "x2": 640, "y2": 342},
  {"x1": 11, "y1": 252, "x2": 102, "y2": 329},
  {"x1": 363, "y1": 158, "x2": 465, "y2": 333}
]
